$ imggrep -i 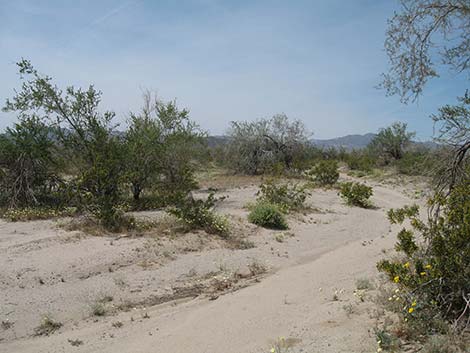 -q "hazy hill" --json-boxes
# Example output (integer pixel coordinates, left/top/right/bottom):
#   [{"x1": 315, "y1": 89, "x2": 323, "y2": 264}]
[{"x1": 311, "y1": 133, "x2": 376, "y2": 150}]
